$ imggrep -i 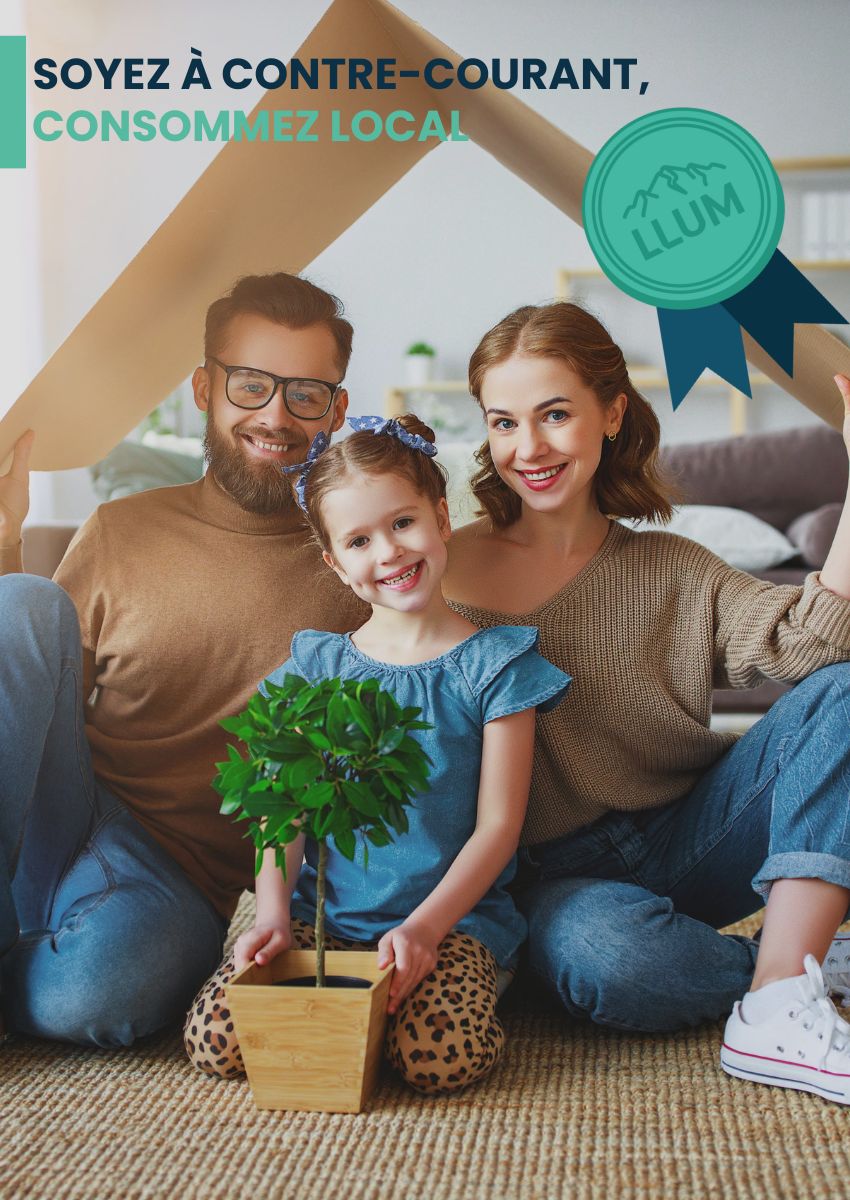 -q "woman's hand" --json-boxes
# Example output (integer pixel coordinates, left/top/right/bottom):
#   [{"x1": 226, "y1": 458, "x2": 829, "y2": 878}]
[
  {"x1": 836, "y1": 375, "x2": 850, "y2": 454},
  {"x1": 0, "y1": 430, "x2": 34, "y2": 550},
  {"x1": 377, "y1": 919, "x2": 440, "y2": 1015},
  {"x1": 233, "y1": 921, "x2": 292, "y2": 971},
  {"x1": 818, "y1": 376, "x2": 850, "y2": 600}
]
